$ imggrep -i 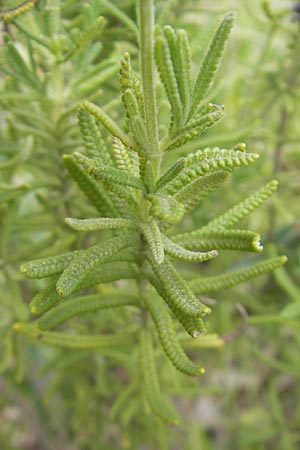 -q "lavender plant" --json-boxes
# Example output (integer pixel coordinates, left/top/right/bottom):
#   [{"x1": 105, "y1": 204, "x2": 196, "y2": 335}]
[{"x1": 8, "y1": 0, "x2": 288, "y2": 426}]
